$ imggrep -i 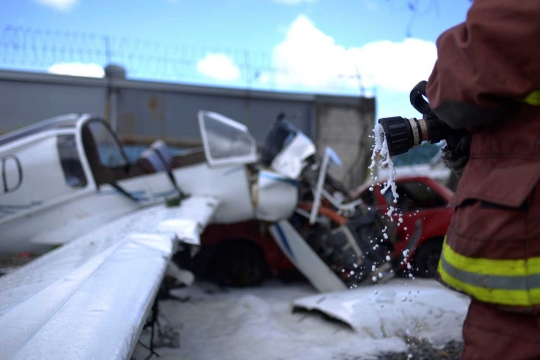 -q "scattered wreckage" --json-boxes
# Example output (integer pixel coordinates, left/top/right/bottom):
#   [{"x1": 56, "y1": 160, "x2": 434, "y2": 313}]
[
  {"x1": 258, "y1": 114, "x2": 422, "y2": 291},
  {"x1": 0, "y1": 110, "x2": 421, "y2": 359}
]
